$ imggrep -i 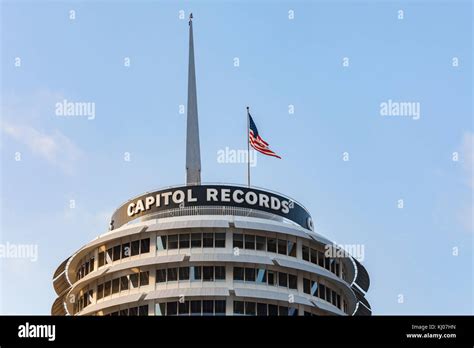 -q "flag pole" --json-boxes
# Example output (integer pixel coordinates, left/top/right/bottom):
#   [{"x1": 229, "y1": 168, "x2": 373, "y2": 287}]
[{"x1": 246, "y1": 106, "x2": 250, "y2": 187}]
